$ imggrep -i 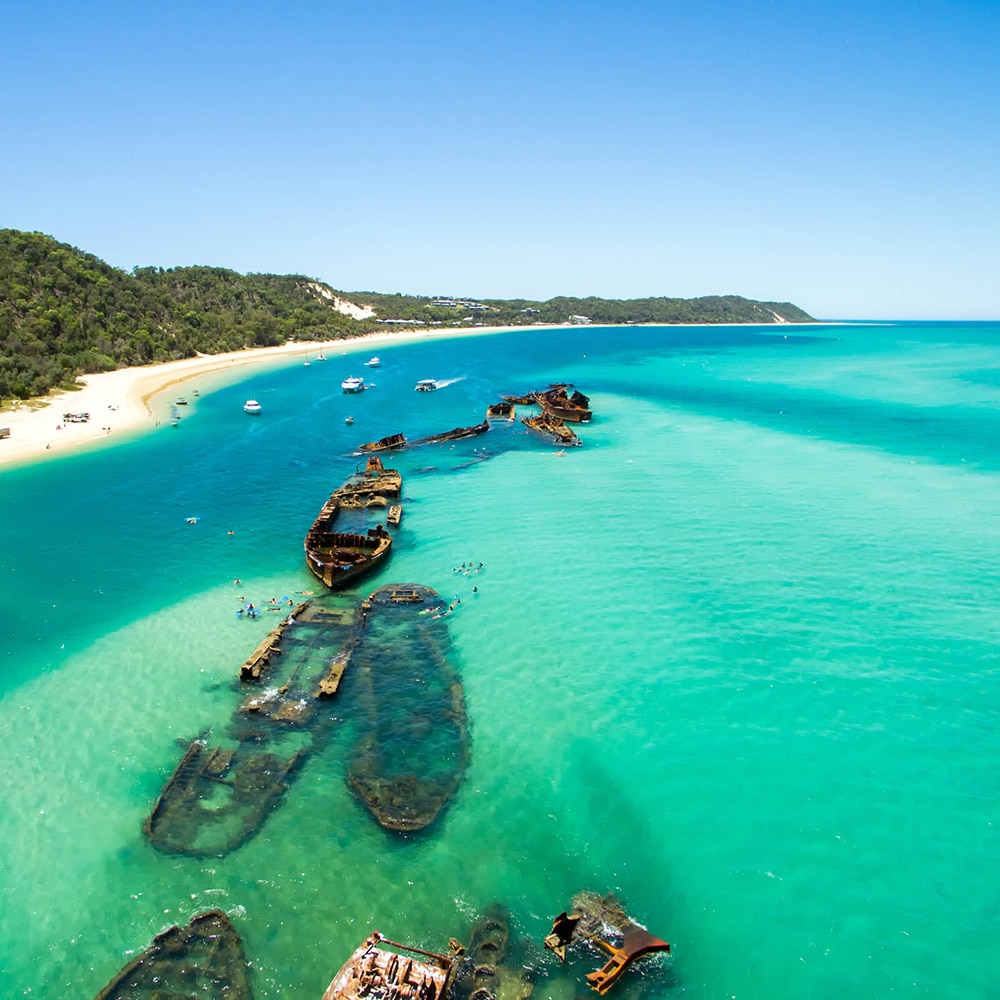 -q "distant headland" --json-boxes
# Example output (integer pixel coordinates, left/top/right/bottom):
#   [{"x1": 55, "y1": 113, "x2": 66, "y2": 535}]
[{"x1": 0, "y1": 228, "x2": 814, "y2": 404}]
